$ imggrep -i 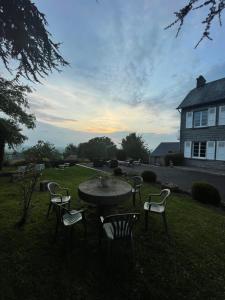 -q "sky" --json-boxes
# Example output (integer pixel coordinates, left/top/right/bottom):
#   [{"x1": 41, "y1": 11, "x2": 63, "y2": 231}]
[{"x1": 11, "y1": 0, "x2": 225, "y2": 150}]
